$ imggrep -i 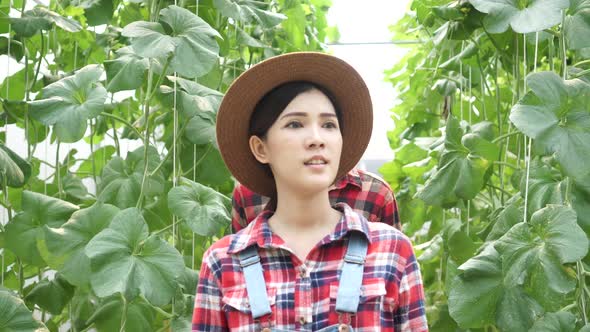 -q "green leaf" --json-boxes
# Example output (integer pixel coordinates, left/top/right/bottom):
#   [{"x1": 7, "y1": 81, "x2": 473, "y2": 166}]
[
  {"x1": 4, "y1": 191, "x2": 78, "y2": 266},
  {"x1": 565, "y1": 0, "x2": 590, "y2": 49},
  {"x1": 0, "y1": 143, "x2": 31, "y2": 188},
  {"x1": 42, "y1": 202, "x2": 120, "y2": 287},
  {"x1": 167, "y1": 177, "x2": 230, "y2": 236},
  {"x1": 61, "y1": 173, "x2": 89, "y2": 200},
  {"x1": 448, "y1": 245, "x2": 544, "y2": 330},
  {"x1": 77, "y1": 145, "x2": 116, "y2": 175},
  {"x1": 97, "y1": 146, "x2": 164, "y2": 209},
  {"x1": 104, "y1": 46, "x2": 149, "y2": 92},
  {"x1": 0, "y1": 67, "x2": 34, "y2": 101},
  {"x1": 0, "y1": 37, "x2": 24, "y2": 61},
  {"x1": 510, "y1": 71, "x2": 590, "y2": 180},
  {"x1": 24, "y1": 274, "x2": 75, "y2": 315},
  {"x1": 11, "y1": 7, "x2": 82, "y2": 37},
  {"x1": 0, "y1": 287, "x2": 48, "y2": 332},
  {"x1": 469, "y1": 0, "x2": 569, "y2": 33},
  {"x1": 494, "y1": 205, "x2": 588, "y2": 307},
  {"x1": 528, "y1": 311, "x2": 576, "y2": 331},
  {"x1": 185, "y1": 112, "x2": 216, "y2": 146},
  {"x1": 416, "y1": 116, "x2": 499, "y2": 206},
  {"x1": 519, "y1": 159, "x2": 566, "y2": 217},
  {"x1": 87, "y1": 295, "x2": 155, "y2": 332},
  {"x1": 122, "y1": 5, "x2": 220, "y2": 78},
  {"x1": 487, "y1": 196, "x2": 524, "y2": 242},
  {"x1": 213, "y1": 0, "x2": 286, "y2": 28},
  {"x1": 160, "y1": 76, "x2": 223, "y2": 118},
  {"x1": 236, "y1": 26, "x2": 271, "y2": 48},
  {"x1": 85, "y1": 207, "x2": 185, "y2": 305},
  {"x1": 29, "y1": 65, "x2": 107, "y2": 143},
  {"x1": 71, "y1": 0, "x2": 114, "y2": 26}
]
